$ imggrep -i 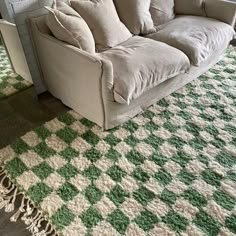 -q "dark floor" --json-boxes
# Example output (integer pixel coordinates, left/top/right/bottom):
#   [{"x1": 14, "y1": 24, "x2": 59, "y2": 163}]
[
  {"x1": 0, "y1": 87, "x2": 68, "y2": 149},
  {"x1": 0, "y1": 87, "x2": 68, "y2": 236}
]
